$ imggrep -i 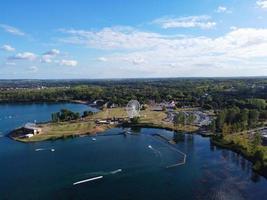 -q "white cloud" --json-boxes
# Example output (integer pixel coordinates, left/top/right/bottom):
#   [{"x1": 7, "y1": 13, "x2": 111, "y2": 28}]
[
  {"x1": 131, "y1": 57, "x2": 145, "y2": 65},
  {"x1": 97, "y1": 57, "x2": 108, "y2": 62},
  {"x1": 28, "y1": 66, "x2": 38, "y2": 72},
  {"x1": 1, "y1": 44, "x2": 15, "y2": 52},
  {"x1": 215, "y1": 6, "x2": 230, "y2": 13},
  {"x1": 58, "y1": 26, "x2": 267, "y2": 77},
  {"x1": 122, "y1": 56, "x2": 145, "y2": 65},
  {"x1": 41, "y1": 49, "x2": 60, "y2": 63},
  {"x1": 43, "y1": 49, "x2": 60, "y2": 56},
  {"x1": 60, "y1": 59, "x2": 78, "y2": 66},
  {"x1": 0, "y1": 24, "x2": 25, "y2": 36},
  {"x1": 59, "y1": 27, "x2": 267, "y2": 60},
  {"x1": 41, "y1": 55, "x2": 53, "y2": 63},
  {"x1": 59, "y1": 26, "x2": 166, "y2": 50},
  {"x1": 257, "y1": 0, "x2": 267, "y2": 9},
  {"x1": 152, "y1": 15, "x2": 216, "y2": 29},
  {"x1": 9, "y1": 52, "x2": 37, "y2": 61}
]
